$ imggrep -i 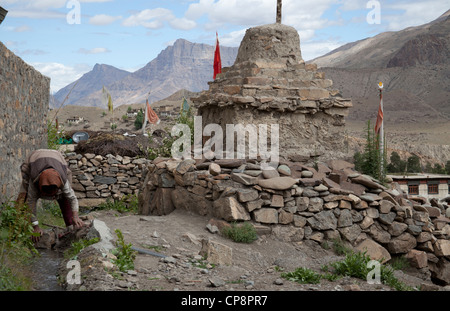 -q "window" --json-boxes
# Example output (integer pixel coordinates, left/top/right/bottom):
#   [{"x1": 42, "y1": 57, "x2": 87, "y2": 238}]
[
  {"x1": 408, "y1": 185, "x2": 419, "y2": 195},
  {"x1": 428, "y1": 184, "x2": 438, "y2": 195}
]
